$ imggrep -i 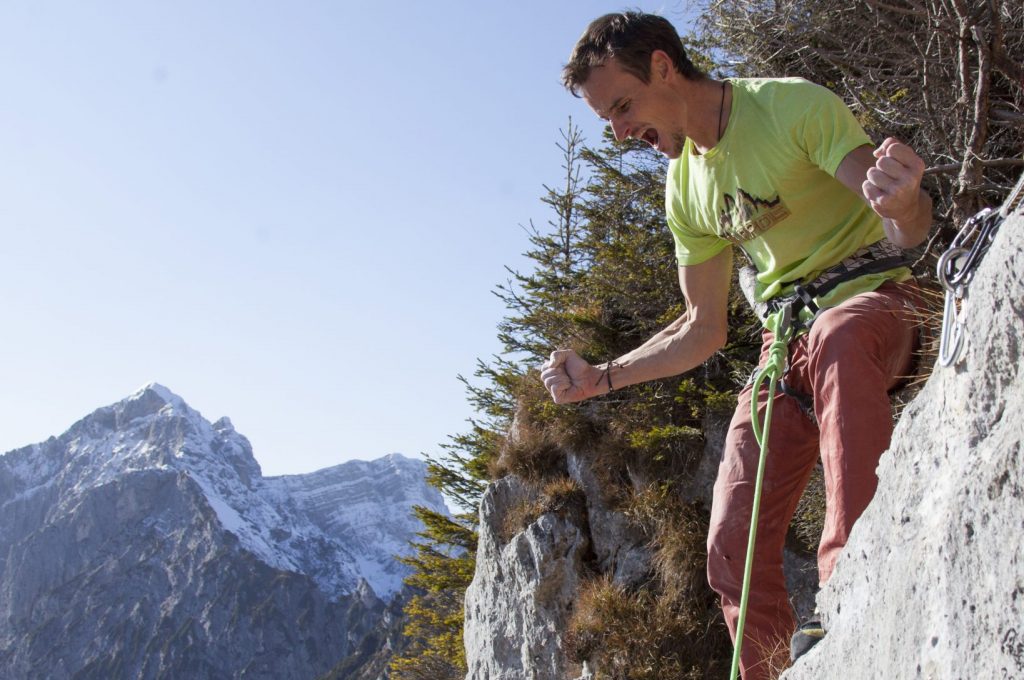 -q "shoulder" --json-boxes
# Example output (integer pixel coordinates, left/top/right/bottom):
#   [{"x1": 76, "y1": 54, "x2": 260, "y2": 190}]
[{"x1": 734, "y1": 77, "x2": 839, "y2": 105}]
